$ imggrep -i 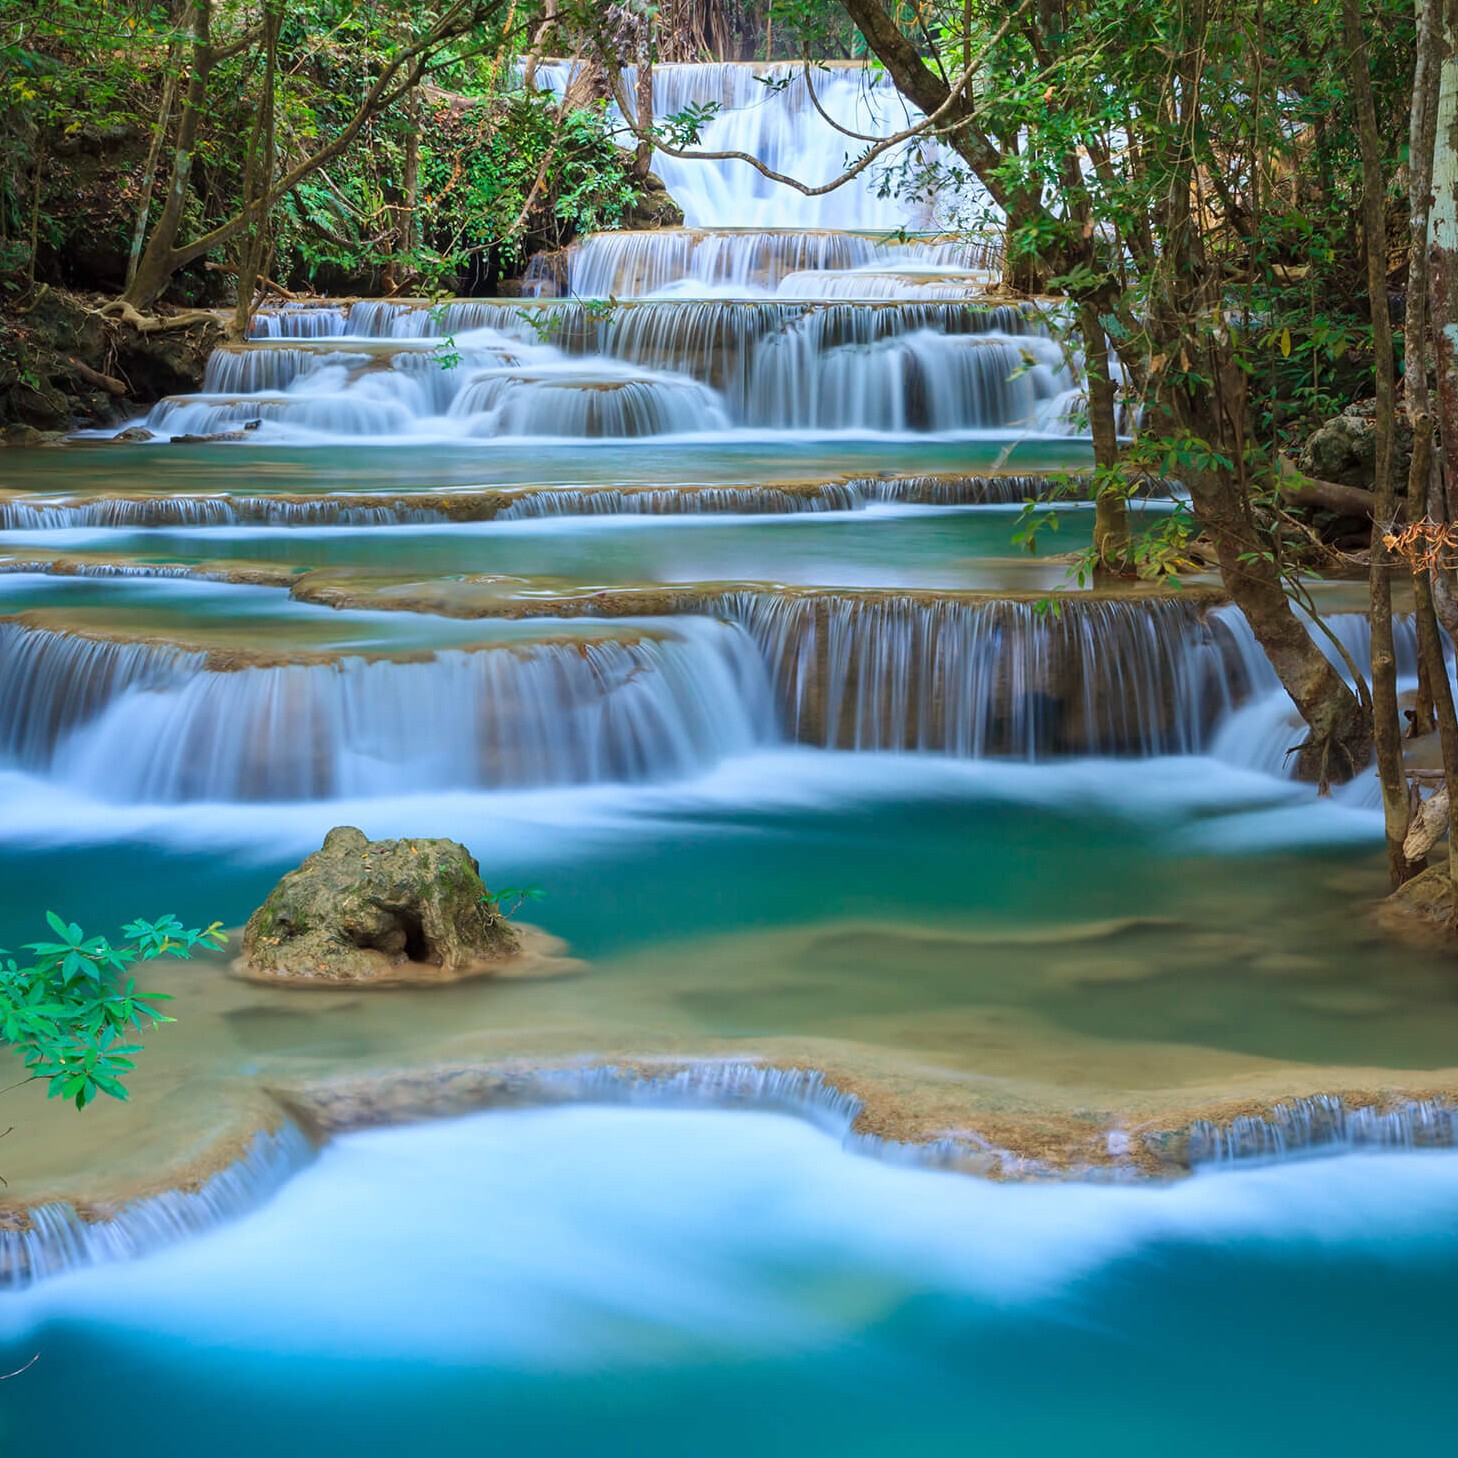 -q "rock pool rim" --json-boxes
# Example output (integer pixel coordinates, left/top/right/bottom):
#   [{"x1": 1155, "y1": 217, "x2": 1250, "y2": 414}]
[{"x1": 6, "y1": 1056, "x2": 1458, "y2": 1289}]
